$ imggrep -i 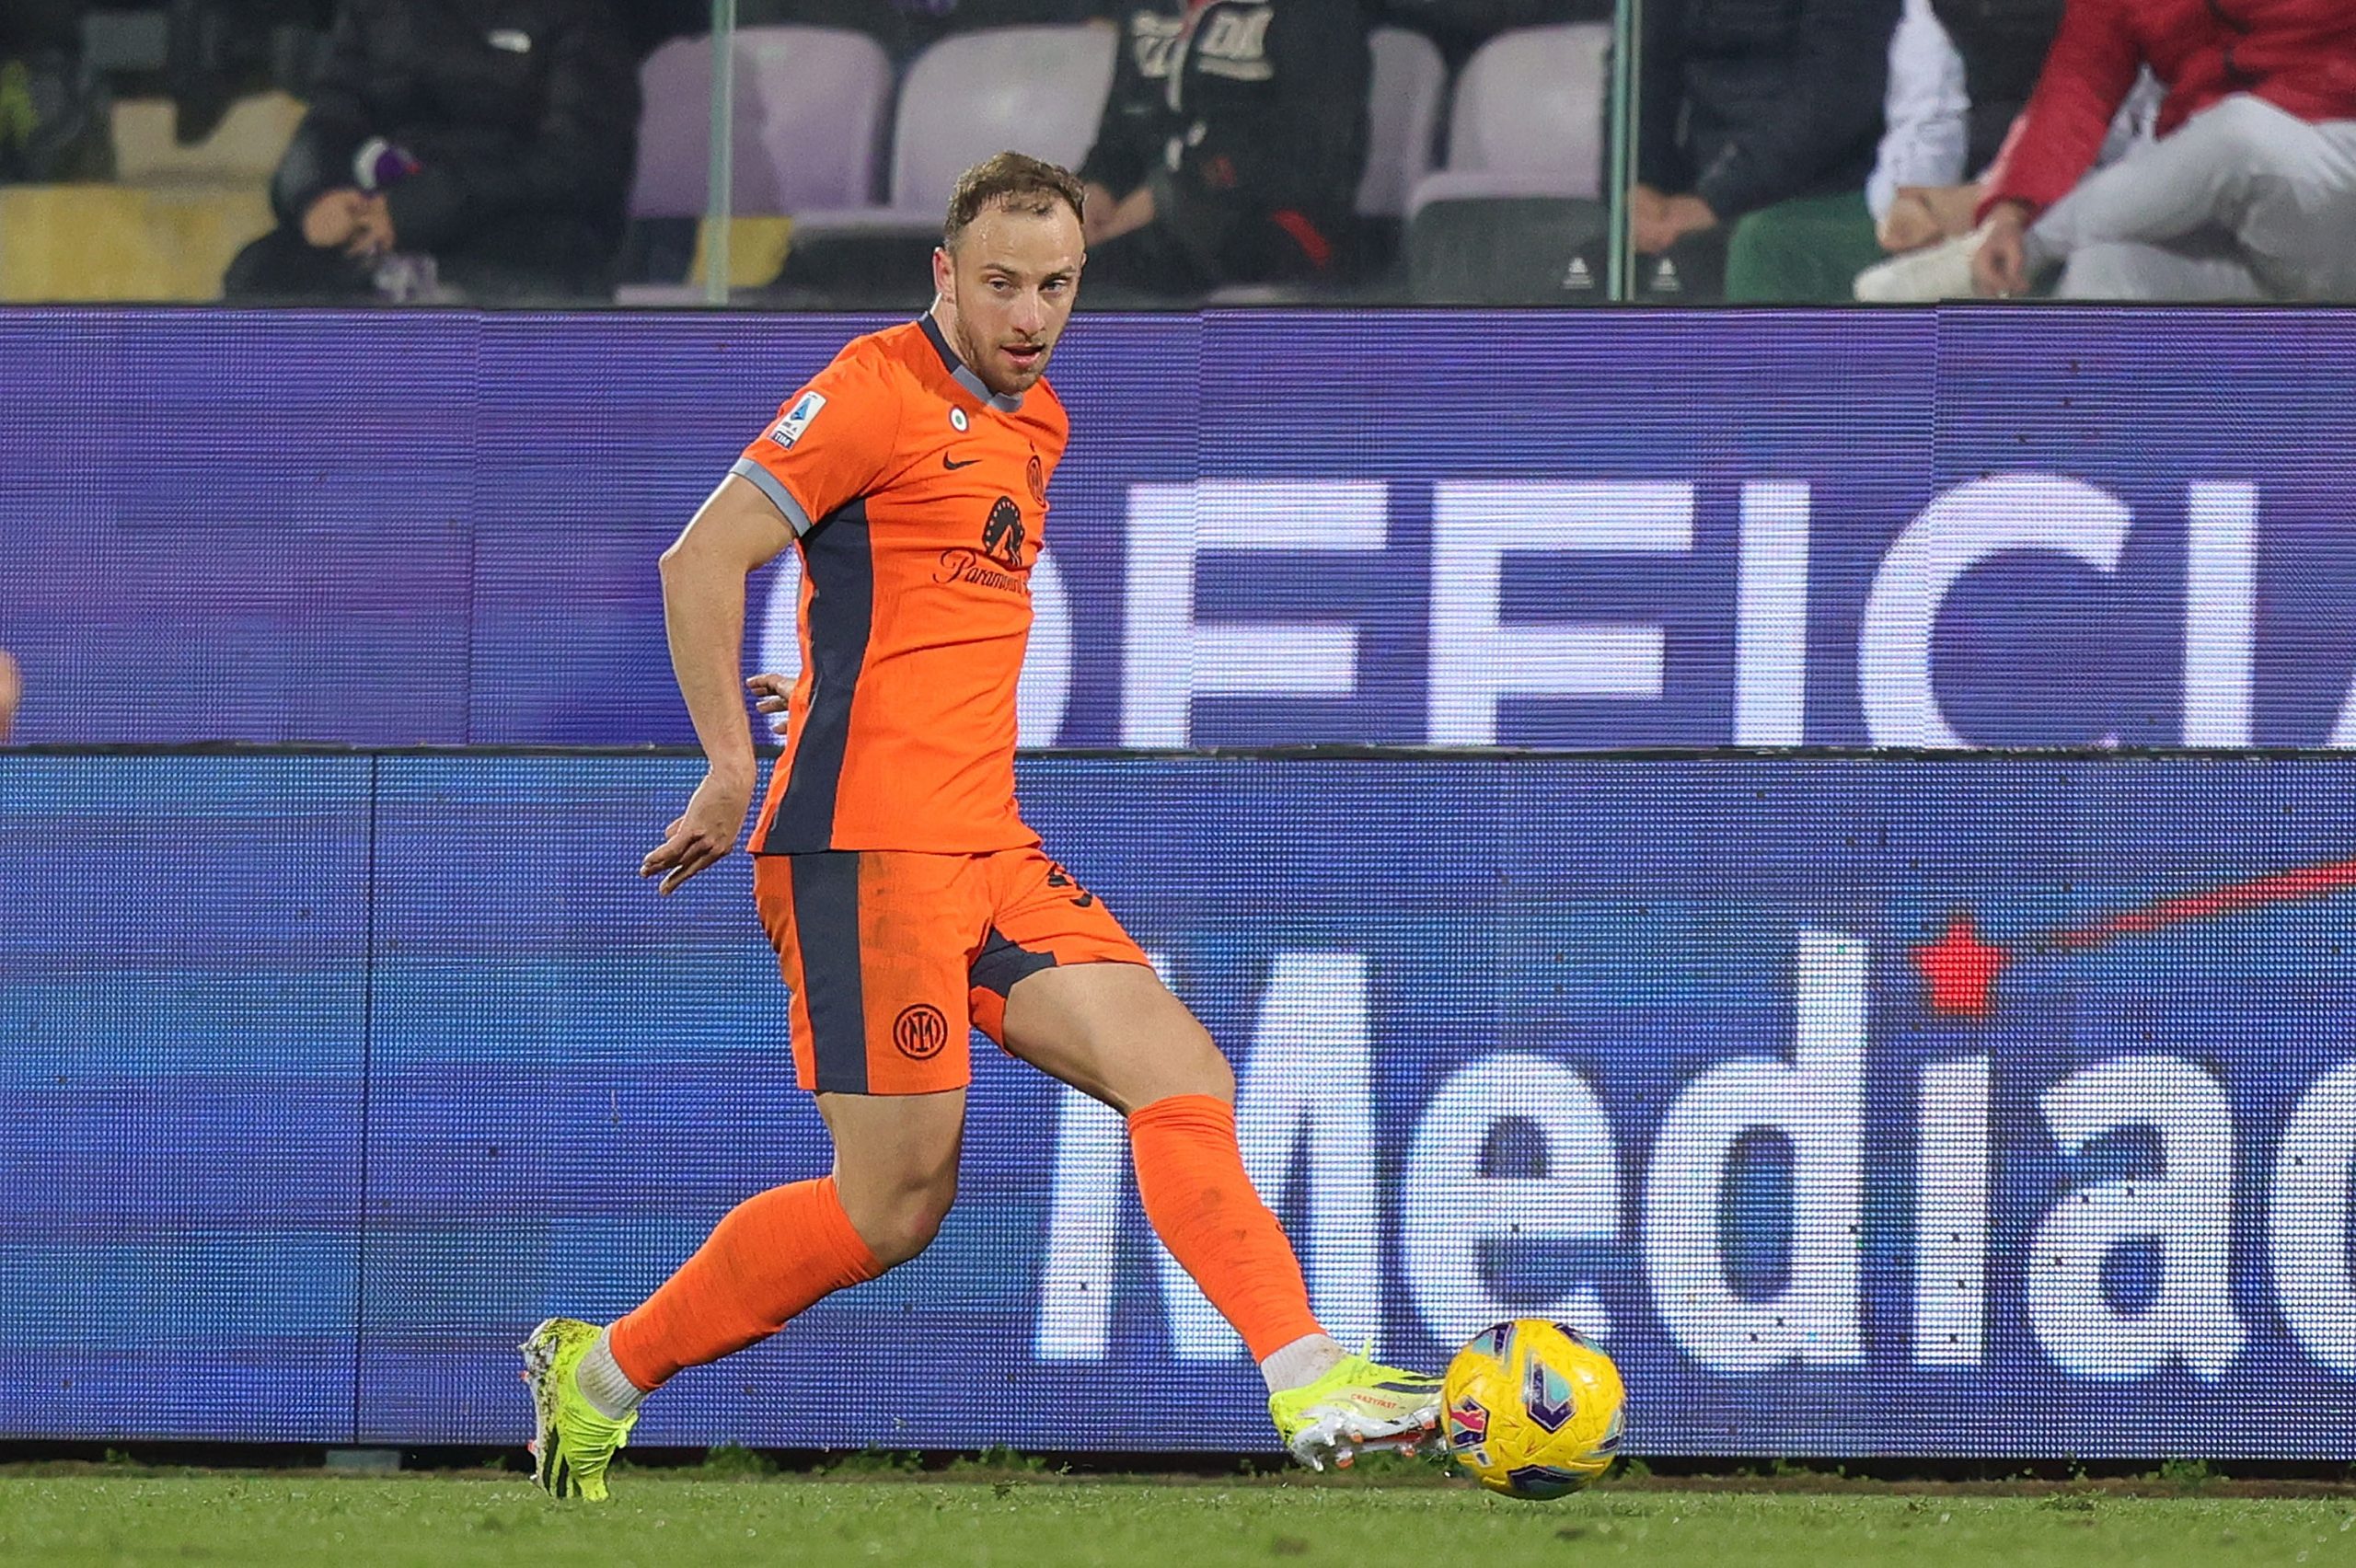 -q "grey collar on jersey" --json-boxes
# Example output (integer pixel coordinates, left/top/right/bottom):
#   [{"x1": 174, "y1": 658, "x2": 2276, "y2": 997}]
[{"x1": 919, "y1": 312, "x2": 1024, "y2": 413}]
